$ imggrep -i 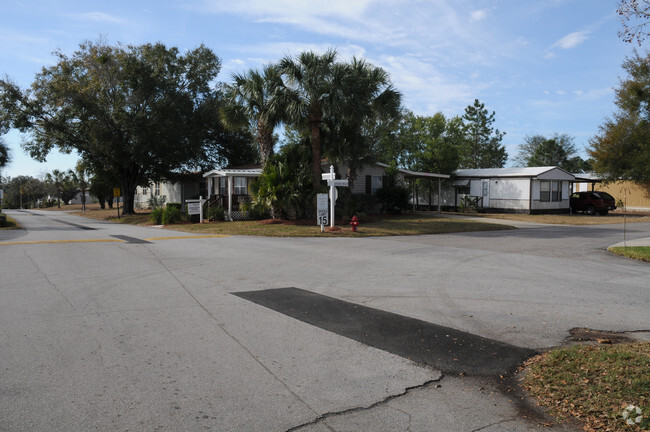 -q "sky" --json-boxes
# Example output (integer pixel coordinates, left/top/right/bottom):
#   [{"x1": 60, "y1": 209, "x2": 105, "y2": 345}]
[{"x1": 0, "y1": 0, "x2": 647, "y2": 179}]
